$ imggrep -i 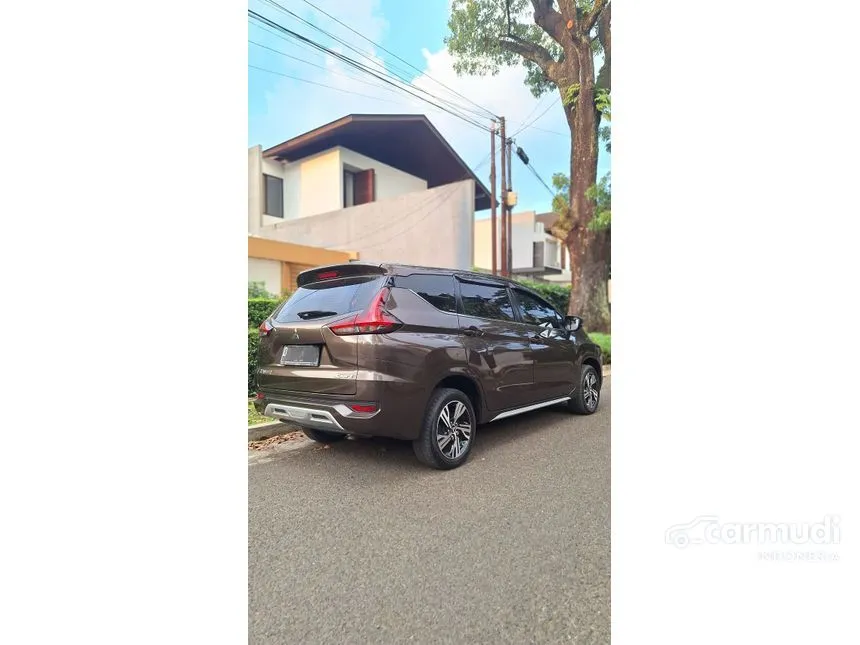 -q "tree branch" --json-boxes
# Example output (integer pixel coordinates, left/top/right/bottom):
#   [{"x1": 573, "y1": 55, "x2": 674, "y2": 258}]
[
  {"x1": 584, "y1": 0, "x2": 608, "y2": 34},
  {"x1": 498, "y1": 34, "x2": 560, "y2": 79},
  {"x1": 595, "y1": 2, "x2": 610, "y2": 89},
  {"x1": 529, "y1": 0, "x2": 568, "y2": 45}
]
